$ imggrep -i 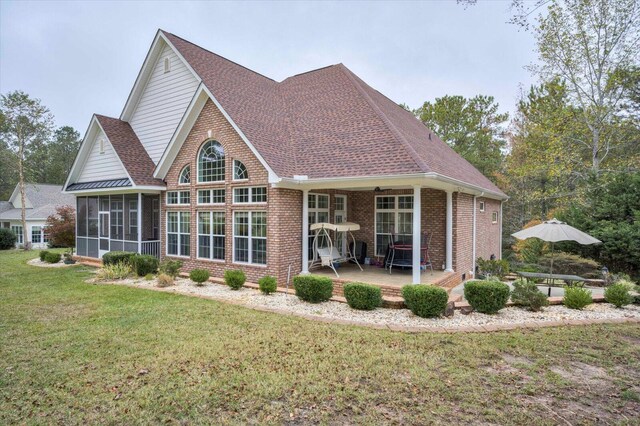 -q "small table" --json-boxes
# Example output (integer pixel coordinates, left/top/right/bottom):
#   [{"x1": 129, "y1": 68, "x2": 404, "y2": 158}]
[{"x1": 516, "y1": 271, "x2": 586, "y2": 296}]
